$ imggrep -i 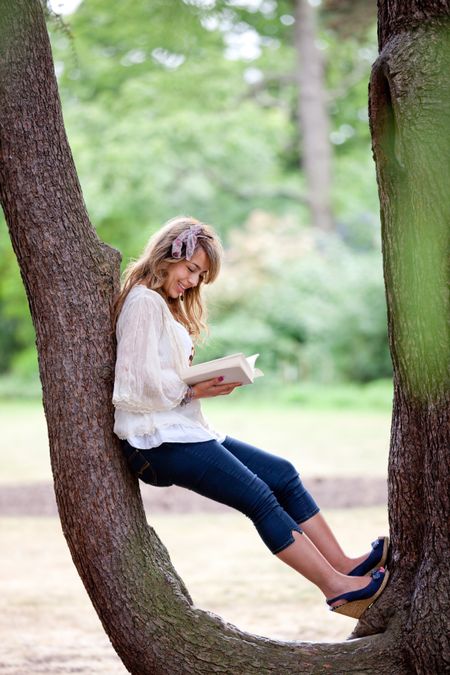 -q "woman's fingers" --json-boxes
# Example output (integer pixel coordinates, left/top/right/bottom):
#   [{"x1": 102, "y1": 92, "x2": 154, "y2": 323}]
[
  {"x1": 192, "y1": 378, "x2": 242, "y2": 399},
  {"x1": 212, "y1": 382, "x2": 242, "y2": 396}
]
